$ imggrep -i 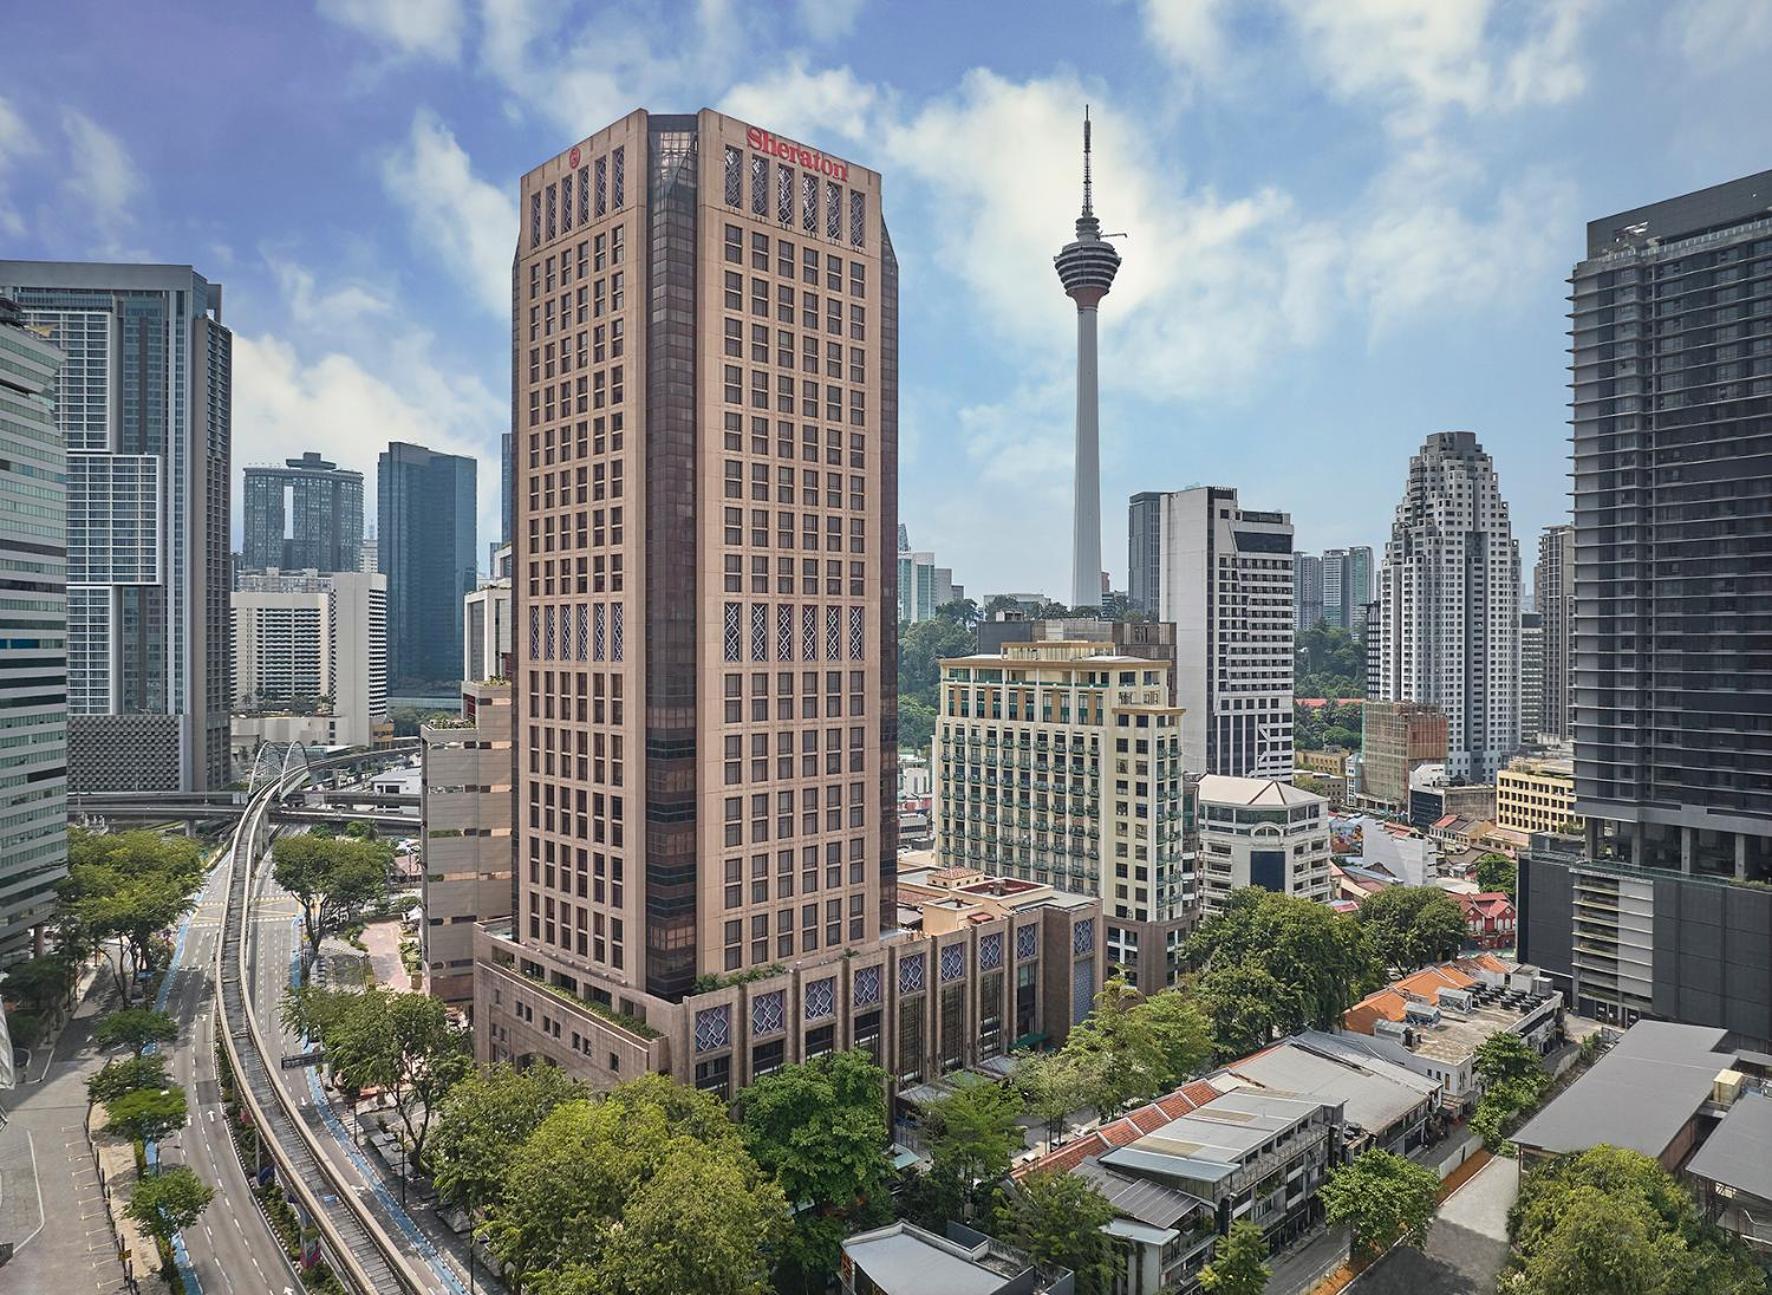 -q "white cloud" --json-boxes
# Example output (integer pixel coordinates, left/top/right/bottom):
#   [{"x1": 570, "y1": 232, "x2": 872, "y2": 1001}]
[
  {"x1": 797, "y1": 0, "x2": 864, "y2": 44},
  {"x1": 267, "y1": 257, "x2": 390, "y2": 328},
  {"x1": 1143, "y1": 0, "x2": 1234, "y2": 81},
  {"x1": 318, "y1": 0, "x2": 465, "y2": 60},
  {"x1": 478, "y1": 0, "x2": 740, "y2": 133},
  {"x1": 719, "y1": 59, "x2": 884, "y2": 147},
  {"x1": 61, "y1": 109, "x2": 141, "y2": 247},
  {"x1": 380, "y1": 109, "x2": 517, "y2": 318},
  {"x1": 0, "y1": 95, "x2": 39, "y2": 236},
  {"x1": 1676, "y1": 0, "x2": 1772, "y2": 68},
  {"x1": 1142, "y1": 0, "x2": 1593, "y2": 132}
]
